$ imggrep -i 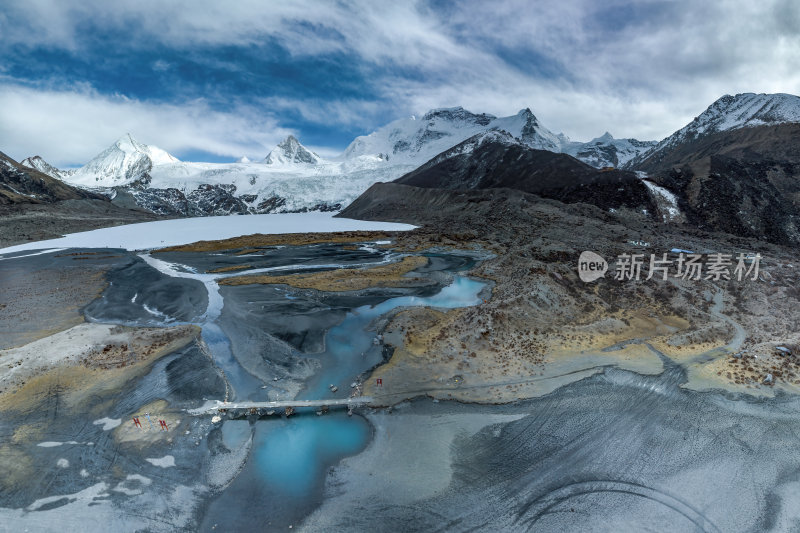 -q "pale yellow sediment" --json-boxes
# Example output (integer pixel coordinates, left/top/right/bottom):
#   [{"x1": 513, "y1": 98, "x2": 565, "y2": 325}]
[
  {"x1": 366, "y1": 308, "x2": 694, "y2": 404},
  {"x1": 113, "y1": 399, "x2": 184, "y2": 447},
  {"x1": 0, "y1": 444, "x2": 34, "y2": 490},
  {"x1": 0, "y1": 324, "x2": 200, "y2": 414}
]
